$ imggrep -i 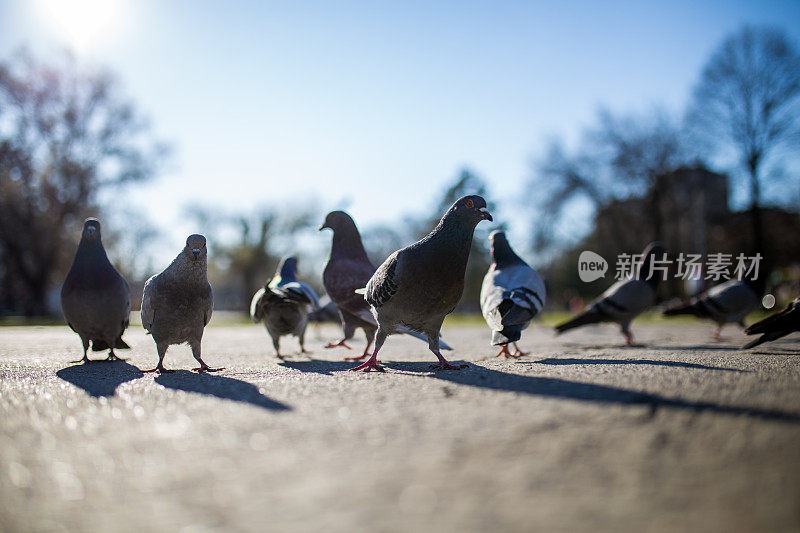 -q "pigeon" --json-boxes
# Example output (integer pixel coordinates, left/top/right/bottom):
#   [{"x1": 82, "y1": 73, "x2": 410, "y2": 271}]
[
  {"x1": 480, "y1": 230, "x2": 546, "y2": 358},
  {"x1": 555, "y1": 242, "x2": 668, "y2": 345},
  {"x1": 742, "y1": 296, "x2": 800, "y2": 349},
  {"x1": 663, "y1": 276, "x2": 764, "y2": 339},
  {"x1": 351, "y1": 195, "x2": 492, "y2": 372},
  {"x1": 319, "y1": 211, "x2": 451, "y2": 360},
  {"x1": 60, "y1": 218, "x2": 131, "y2": 363},
  {"x1": 250, "y1": 256, "x2": 320, "y2": 358},
  {"x1": 140, "y1": 234, "x2": 221, "y2": 373}
]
